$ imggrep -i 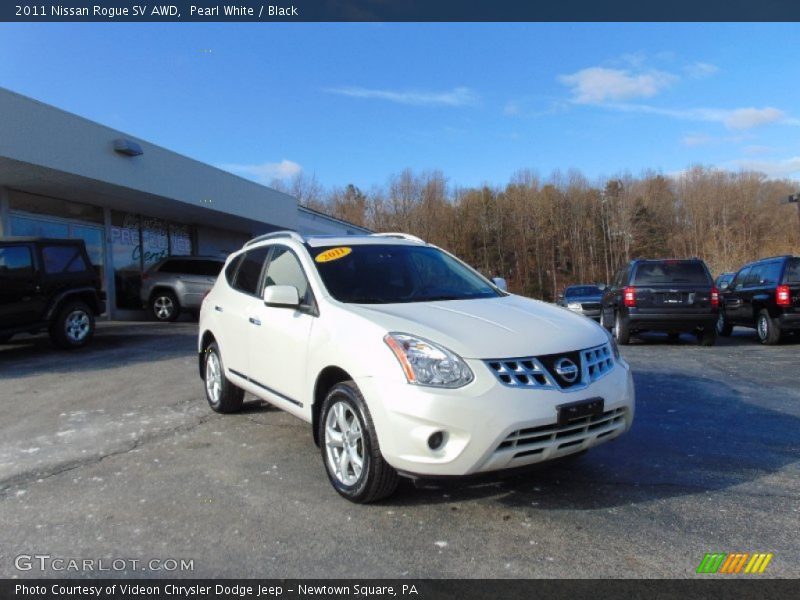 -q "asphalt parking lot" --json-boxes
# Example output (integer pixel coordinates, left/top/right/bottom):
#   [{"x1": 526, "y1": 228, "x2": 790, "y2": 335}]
[{"x1": 0, "y1": 322, "x2": 798, "y2": 578}]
